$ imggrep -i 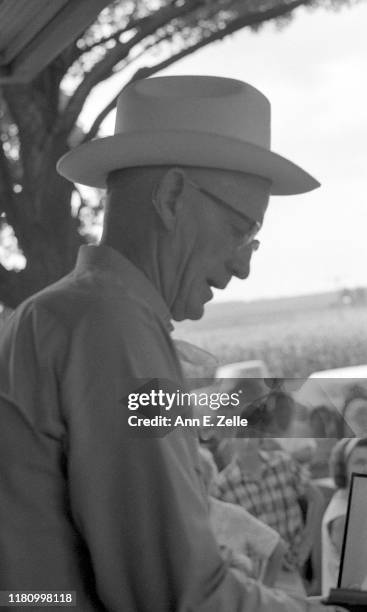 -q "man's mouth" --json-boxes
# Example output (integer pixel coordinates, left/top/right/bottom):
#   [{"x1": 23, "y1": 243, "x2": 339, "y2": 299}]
[{"x1": 207, "y1": 279, "x2": 229, "y2": 291}]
